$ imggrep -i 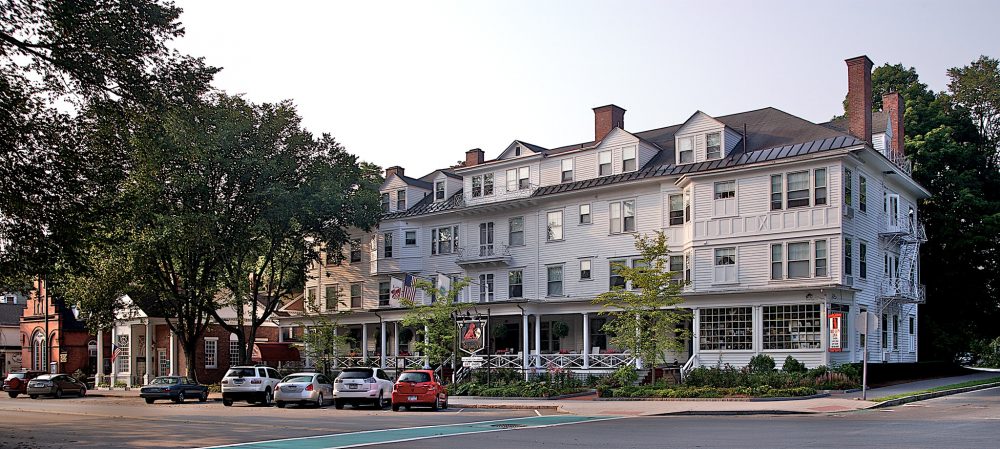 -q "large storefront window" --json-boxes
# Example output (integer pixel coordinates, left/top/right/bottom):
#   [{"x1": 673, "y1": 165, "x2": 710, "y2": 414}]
[
  {"x1": 763, "y1": 304, "x2": 822, "y2": 349},
  {"x1": 699, "y1": 307, "x2": 753, "y2": 351}
]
